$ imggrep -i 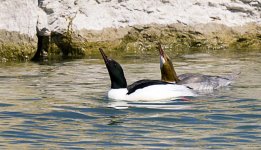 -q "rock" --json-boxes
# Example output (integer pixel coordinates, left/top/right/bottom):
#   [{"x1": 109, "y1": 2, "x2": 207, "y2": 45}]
[
  {"x1": 0, "y1": 0, "x2": 38, "y2": 36},
  {"x1": 0, "y1": 0, "x2": 261, "y2": 61},
  {"x1": 0, "y1": 0, "x2": 38, "y2": 61},
  {"x1": 37, "y1": 9, "x2": 50, "y2": 37}
]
